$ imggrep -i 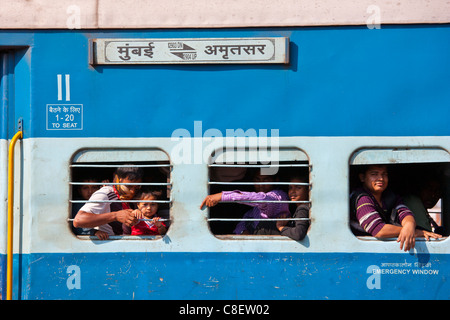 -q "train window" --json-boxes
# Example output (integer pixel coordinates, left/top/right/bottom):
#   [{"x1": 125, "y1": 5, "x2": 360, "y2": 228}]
[
  {"x1": 349, "y1": 148, "x2": 450, "y2": 240},
  {"x1": 206, "y1": 148, "x2": 311, "y2": 239},
  {"x1": 69, "y1": 149, "x2": 172, "y2": 240}
]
